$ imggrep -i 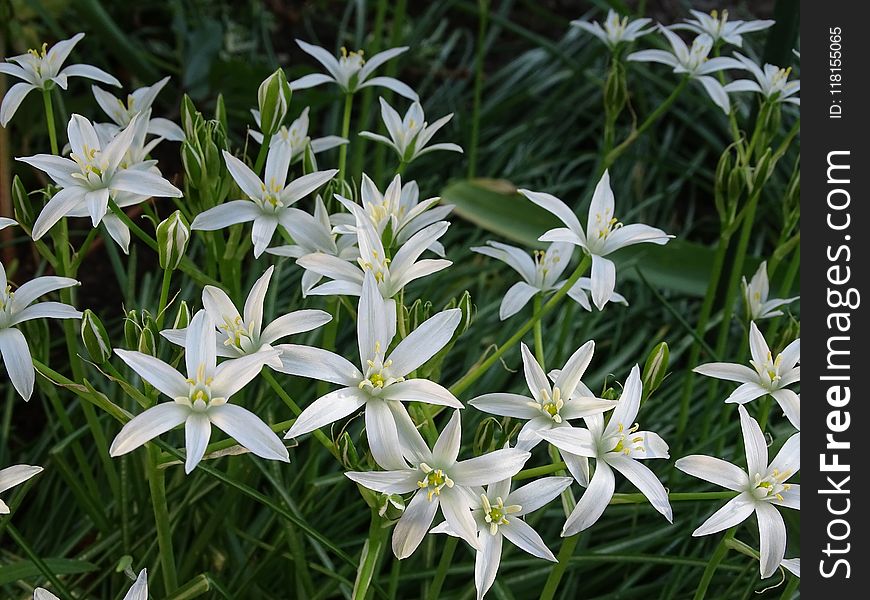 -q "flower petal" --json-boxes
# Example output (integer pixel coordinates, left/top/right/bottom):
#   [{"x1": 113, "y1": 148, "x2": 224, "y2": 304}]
[
  {"x1": 191, "y1": 201, "x2": 261, "y2": 231},
  {"x1": 499, "y1": 282, "x2": 539, "y2": 320},
  {"x1": 274, "y1": 344, "x2": 361, "y2": 386},
  {"x1": 563, "y1": 460, "x2": 615, "y2": 535},
  {"x1": 31, "y1": 187, "x2": 87, "y2": 240},
  {"x1": 260, "y1": 310, "x2": 332, "y2": 346},
  {"x1": 468, "y1": 393, "x2": 540, "y2": 419},
  {"x1": 501, "y1": 518, "x2": 555, "y2": 561},
  {"x1": 590, "y1": 254, "x2": 616, "y2": 311},
  {"x1": 208, "y1": 403, "x2": 289, "y2": 463},
  {"x1": 605, "y1": 454, "x2": 672, "y2": 522},
  {"x1": 212, "y1": 351, "x2": 274, "y2": 399},
  {"x1": 693, "y1": 362, "x2": 757, "y2": 383},
  {"x1": 345, "y1": 469, "x2": 421, "y2": 495},
  {"x1": 692, "y1": 493, "x2": 756, "y2": 536},
  {"x1": 474, "y1": 530, "x2": 502, "y2": 600},
  {"x1": 739, "y1": 405, "x2": 768, "y2": 475},
  {"x1": 440, "y1": 488, "x2": 479, "y2": 549},
  {"x1": 509, "y1": 476, "x2": 573, "y2": 516},
  {"x1": 0, "y1": 464, "x2": 44, "y2": 494},
  {"x1": 114, "y1": 349, "x2": 188, "y2": 399},
  {"x1": 284, "y1": 387, "x2": 367, "y2": 439},
  {"x1": 365, "y1": 400, "x2": 408, "y2": 470},
  {"x1": 109, "y1": 402, "x2": 190, "y2": 456},
  {"x1": 675, "y1": 455, "x2": 749, "y2": 491},
  {"x1": 184, "y1": 413, "x2": 212, "y2": 473},
  {"x1": 756, "y1": 502, "x2": 787, "y2": 578},
  {"x1": 536, "y1": 427, "x2": 596, "y2": 457},
  {"x1": 392, "y1": 490, "x2": 439, "y2": 558},
  {"x1": 222, "y1": 150, "x2": 264, "y2": 200},
  {"x1": 380, "y1": 379, "x2": 463, "y2": 408},
  {"x1": 451, "y1": 448, "x2": 530, "y2": 487},
  {"x1": 770, "y1": 389, "x2": 800, "y2": 430},
  {"x1": 387, "y1": 308, "x2": 461, "y2": 376}
]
